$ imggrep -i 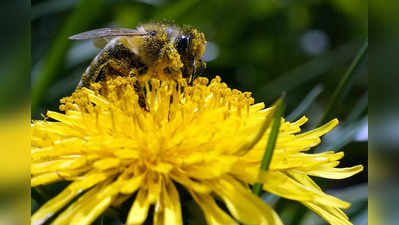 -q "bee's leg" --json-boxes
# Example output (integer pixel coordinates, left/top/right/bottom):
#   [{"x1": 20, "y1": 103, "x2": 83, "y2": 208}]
[
  {"x1": 133, "y1": 80, "x2": 147, "y2": 109},
  {"x1": 127, "y1": 68, "x2": 139, "y2": 78},
  {"x1": 77, "y1": 38, "x2": 144, "y2": 89},
  {"x1": 122, "y1": 67, "x2": 147, "y2": 108},
  {"x1": 189, "y1": 59, "x2": 206, "y2": 85},
  {"x1": 76, "y1": 48, "x2": 111, "y2": 89},
  {"x1": 77, "y1": 72, "x2": 92, "y2": 89},
  {"x1": 77, "y1": 58, "x2": 131, "y2": 89},
  {"x1": 95, "y1": 58, "x2": 132, "y2": 81}
]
